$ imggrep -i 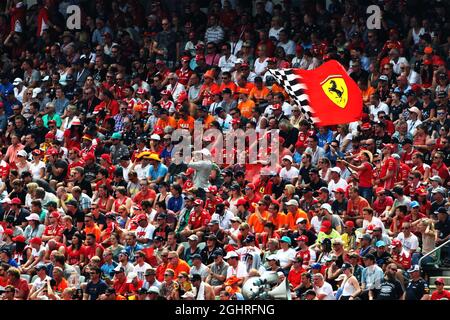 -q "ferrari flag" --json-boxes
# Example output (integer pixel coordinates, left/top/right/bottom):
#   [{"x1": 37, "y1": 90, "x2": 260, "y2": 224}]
[{"x1": 269, "y1": 60, "x2": 363, "y2": 126}]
